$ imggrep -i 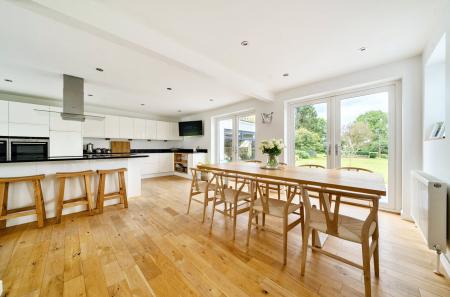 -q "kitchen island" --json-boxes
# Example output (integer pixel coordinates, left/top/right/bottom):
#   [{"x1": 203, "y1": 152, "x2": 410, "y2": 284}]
[{"x1": 0, "y1": 154, "x2": 147, "y2": 227}]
